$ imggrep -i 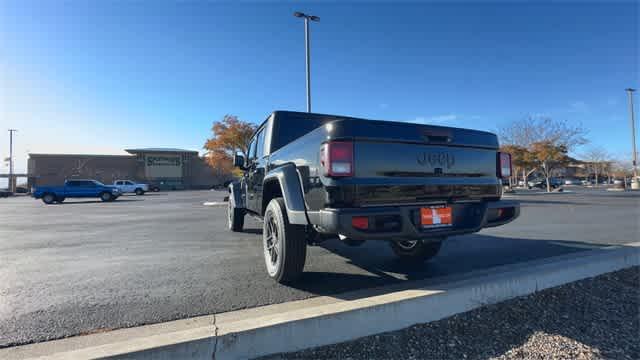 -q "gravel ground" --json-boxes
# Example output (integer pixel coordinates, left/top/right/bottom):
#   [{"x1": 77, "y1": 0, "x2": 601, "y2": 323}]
[{"x1": 264, "y1": 266, "x2": 640, "y2": 360}]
